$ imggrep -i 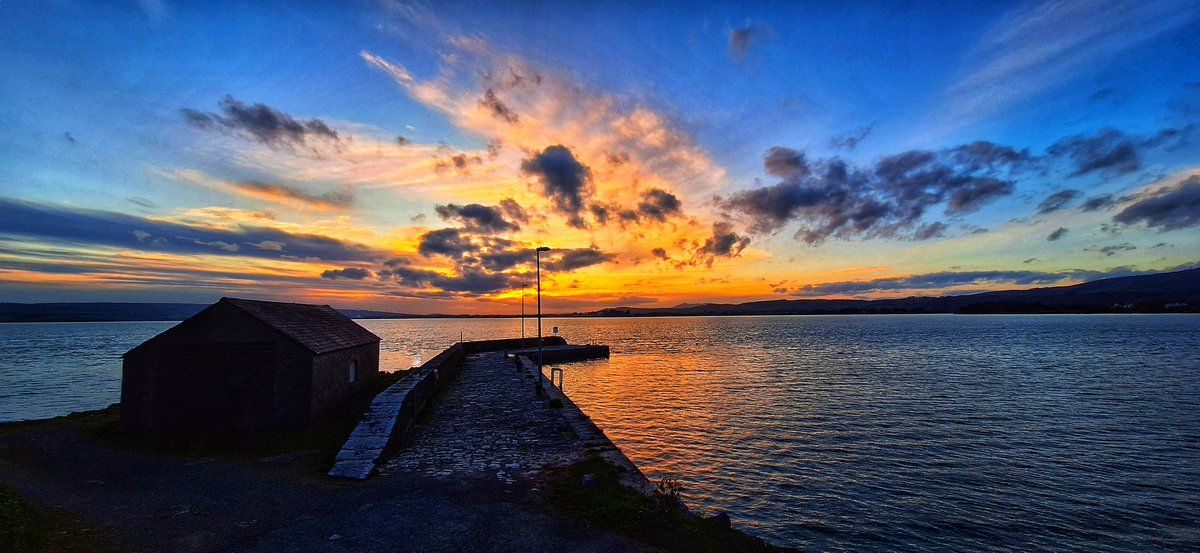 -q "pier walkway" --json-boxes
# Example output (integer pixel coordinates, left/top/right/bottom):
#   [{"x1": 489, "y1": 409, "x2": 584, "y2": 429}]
[{"x1": 382, "y1": 351, "x2": 585, "y2": 483}]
